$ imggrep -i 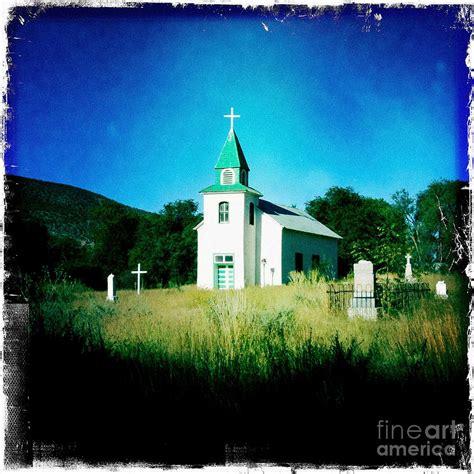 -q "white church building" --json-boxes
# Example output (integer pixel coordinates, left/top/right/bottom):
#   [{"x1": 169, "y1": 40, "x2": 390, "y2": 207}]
[{"x1": 195, "y1": 108, "x2": 341, "y2": 290}]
